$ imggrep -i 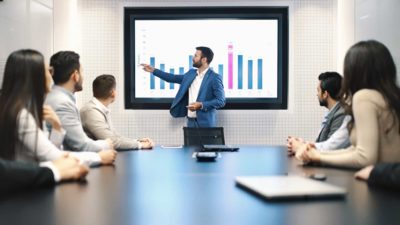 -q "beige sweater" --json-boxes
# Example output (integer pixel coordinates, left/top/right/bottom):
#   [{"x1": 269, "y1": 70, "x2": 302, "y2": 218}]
[
  {"x1": 80, "y1": 99, "x2": 140, "y2": 150},
  {"x1": 319, "y1": 89, "x2": 400, "y2": 169}
]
